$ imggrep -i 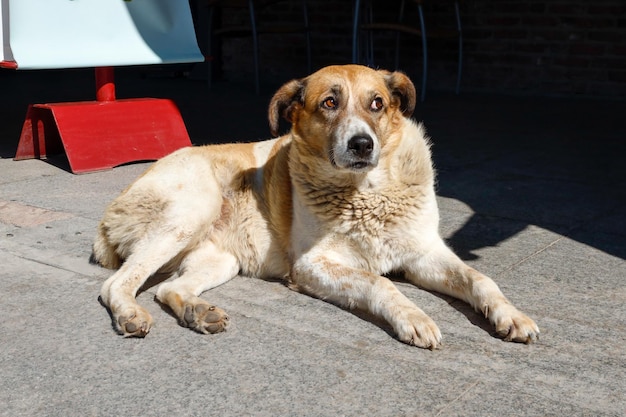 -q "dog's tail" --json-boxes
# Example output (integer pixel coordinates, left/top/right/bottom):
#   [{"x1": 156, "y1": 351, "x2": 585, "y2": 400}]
[{"x1": 90, "y1": 222, "x2": 122, "y2": 270}]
